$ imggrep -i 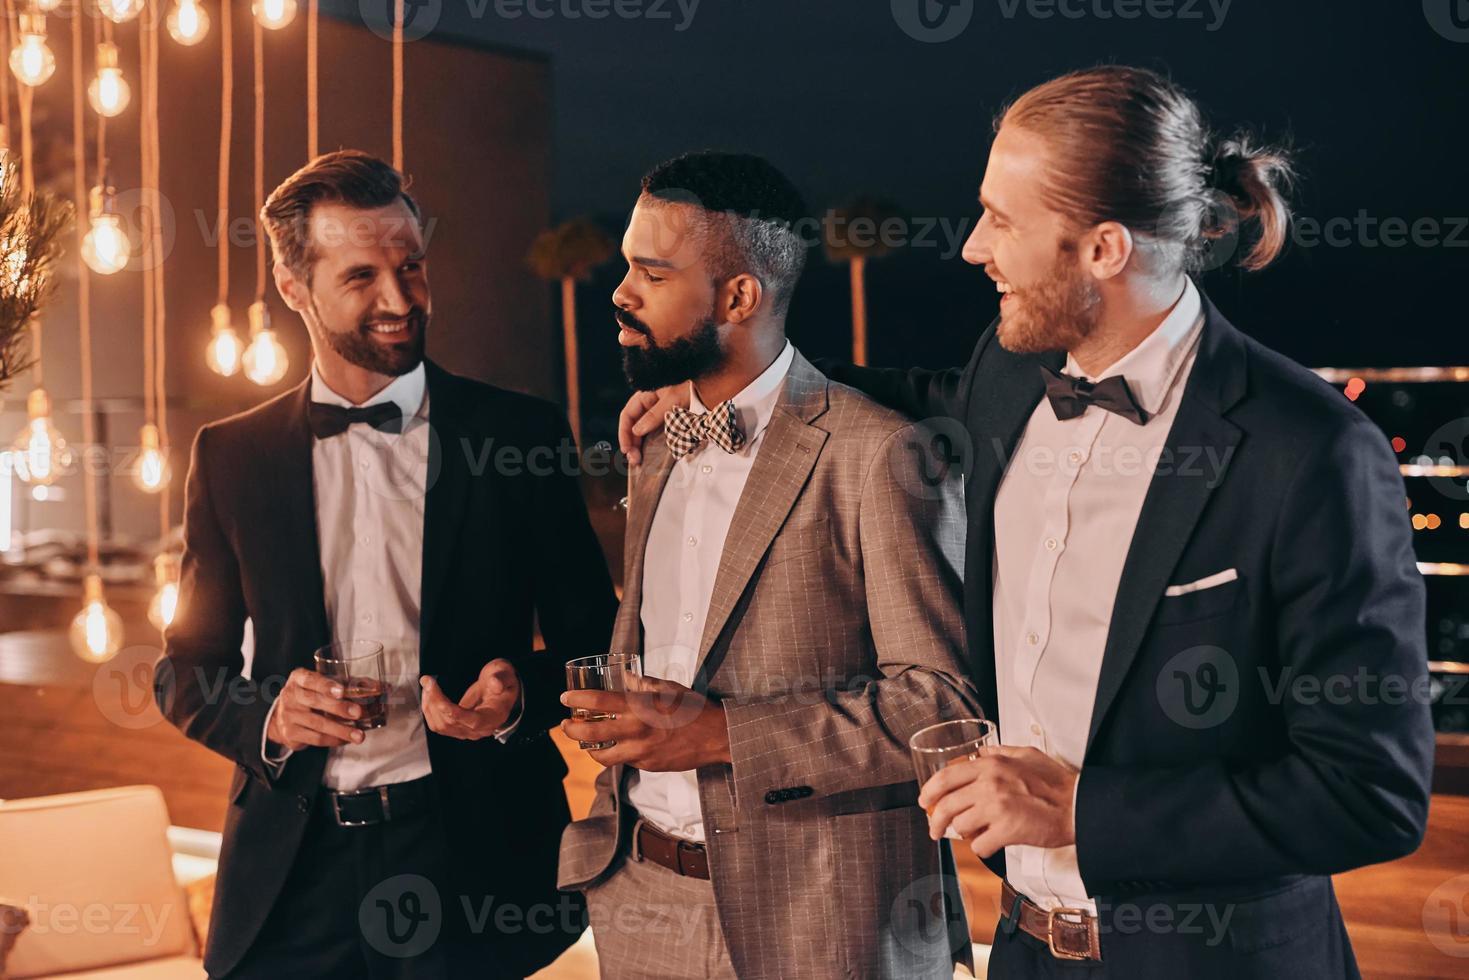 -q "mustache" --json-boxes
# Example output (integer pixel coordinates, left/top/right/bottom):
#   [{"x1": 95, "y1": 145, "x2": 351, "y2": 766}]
[{"x1": 614, "y1": 308, "x2": 650, "y2": 336}]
